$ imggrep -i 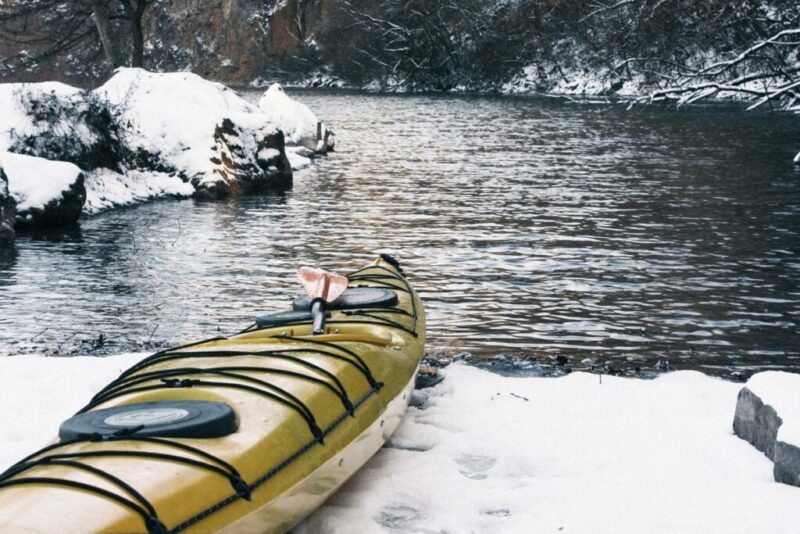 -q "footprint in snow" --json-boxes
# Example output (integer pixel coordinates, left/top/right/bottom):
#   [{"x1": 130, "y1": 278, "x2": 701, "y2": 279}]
[
  {"x1": 374, "y1": 504, "x2": 421, "y2": 530},
  {"x1": 455, "y1": 453, "x2": 497, "y2": 480}
]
